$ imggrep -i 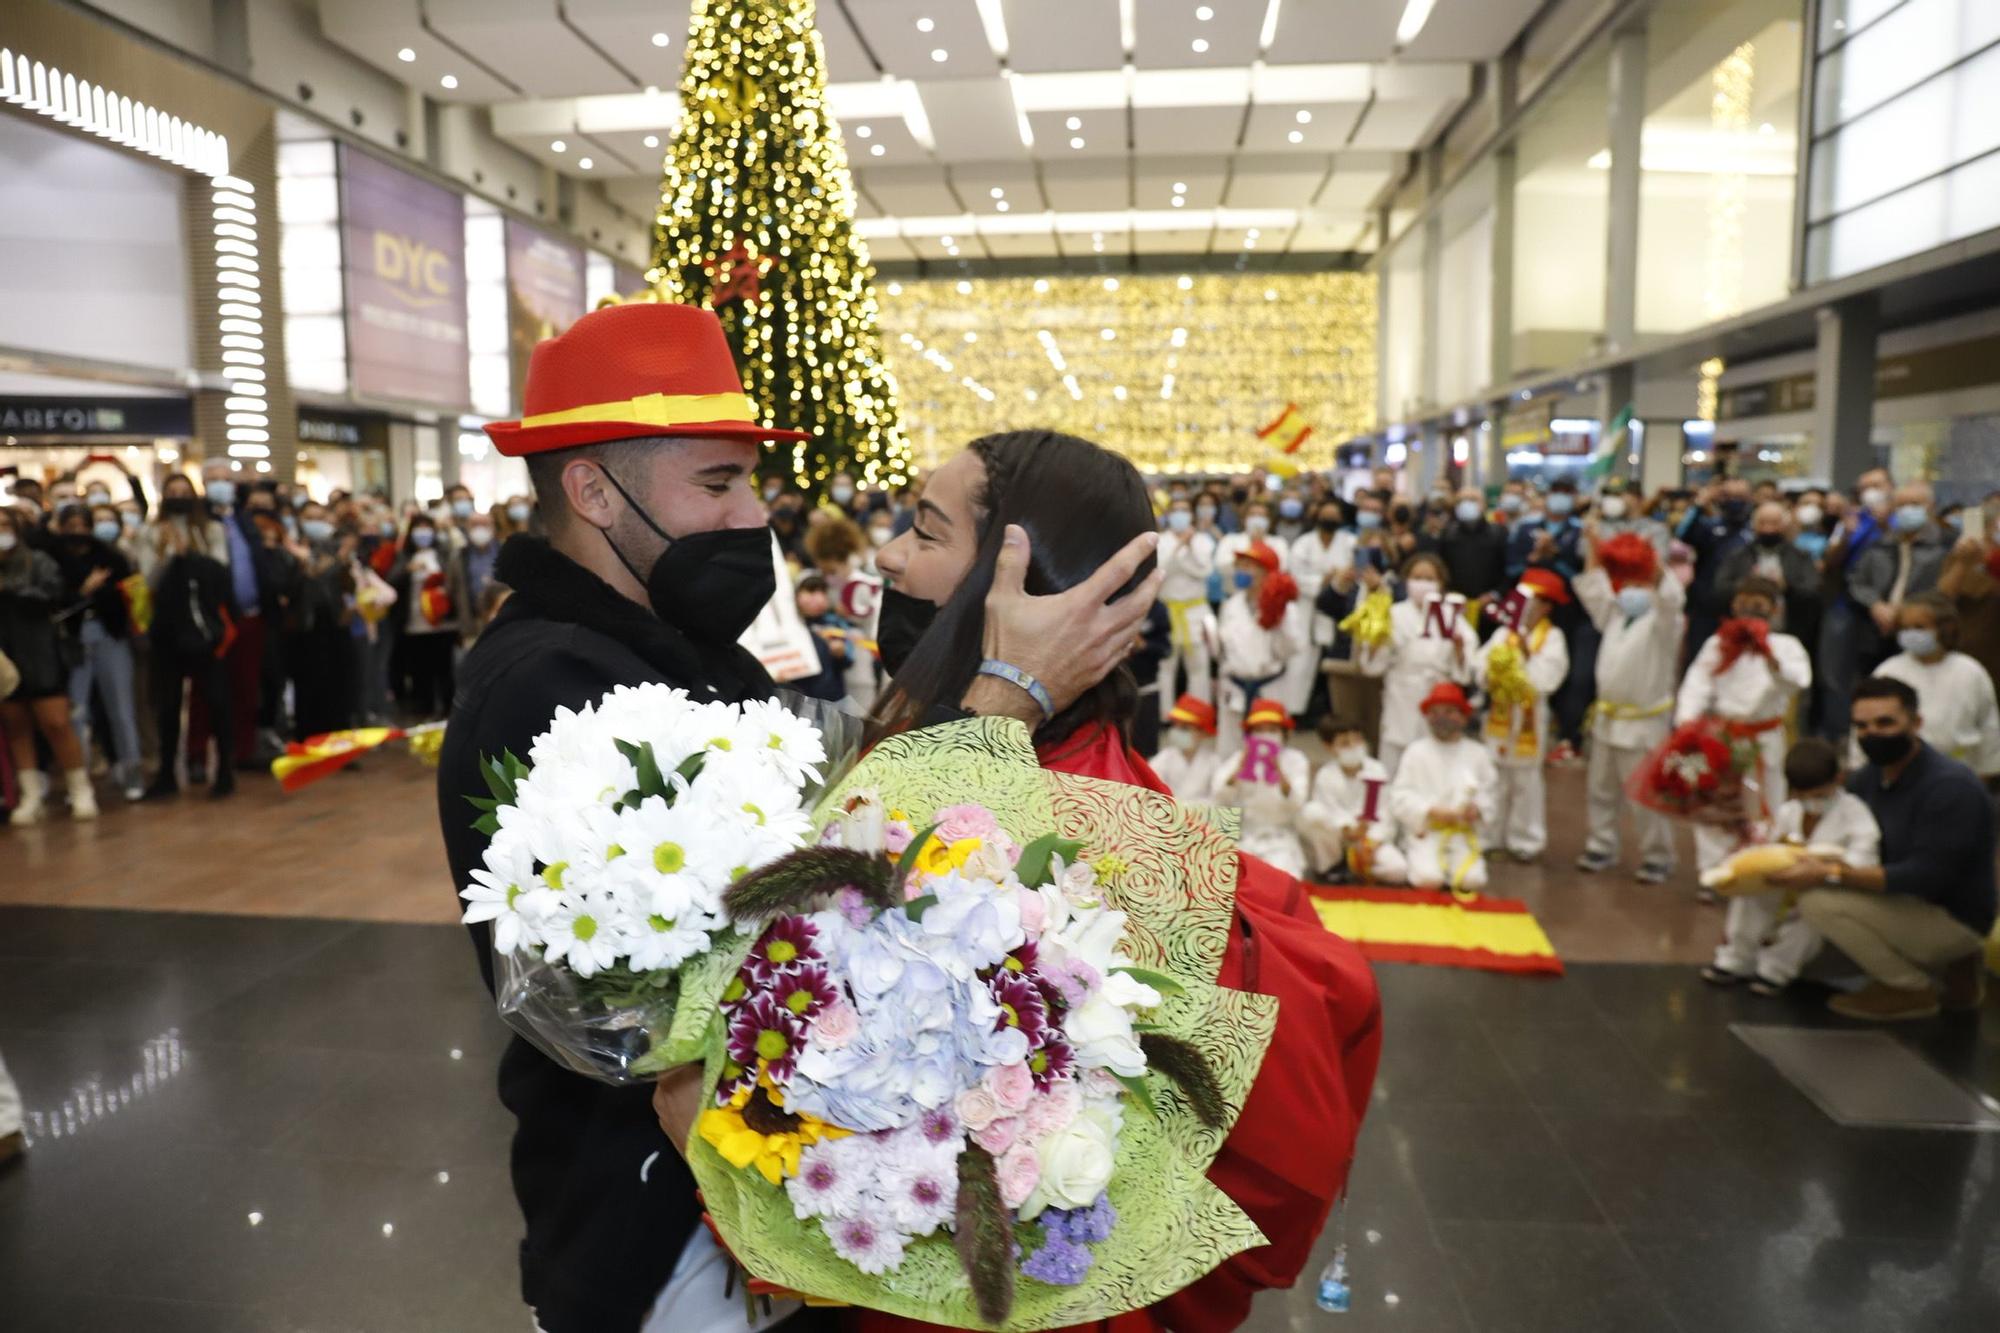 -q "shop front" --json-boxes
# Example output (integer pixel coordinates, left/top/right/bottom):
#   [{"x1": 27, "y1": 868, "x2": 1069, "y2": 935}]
[{"x1": 0, "y1": 392, "x2": 196, "y2": 504}]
